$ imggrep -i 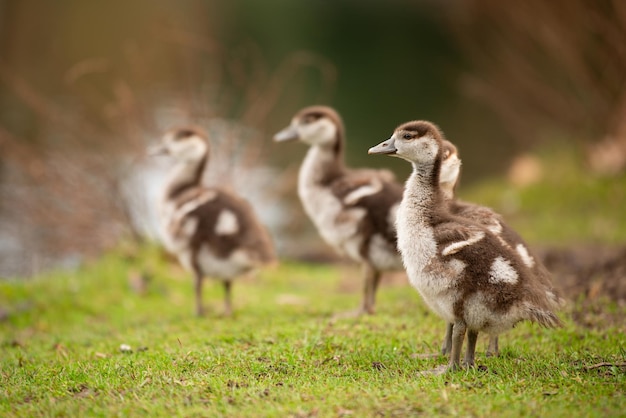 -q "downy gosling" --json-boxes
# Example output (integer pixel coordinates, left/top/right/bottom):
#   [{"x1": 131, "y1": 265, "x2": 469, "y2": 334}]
[
  {"x1": 439, "y1": 140, "x2": 563, "y2": 357},
  {"x1": 369, "y1": 121, "x2": 562, "y2": 372},
  {"x1": 151, "y1": 127, "x2": 275, "y2": 317},
  {"x1": 274, "y1": 106, "x2": 404, "y2": 316}
]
